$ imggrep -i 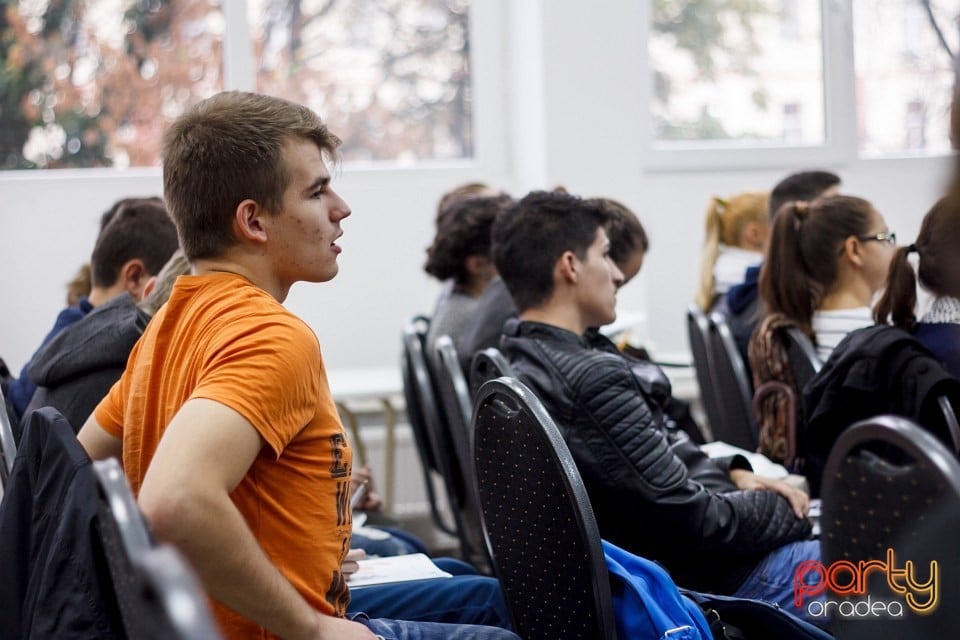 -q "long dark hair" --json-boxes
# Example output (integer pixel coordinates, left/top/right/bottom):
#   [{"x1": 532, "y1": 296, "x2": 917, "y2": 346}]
[{"x1": 759, "y1": 195, "x2": 875, "y2": 336}]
